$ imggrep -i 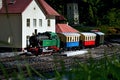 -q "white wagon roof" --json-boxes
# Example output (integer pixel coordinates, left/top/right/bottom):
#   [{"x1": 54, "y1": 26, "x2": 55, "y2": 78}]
[
  {"x1": 61, "y1": 32, "x2": 80, "y2": 36},
  {"x1": 80, "y1": 32, "x2": 96, "y2": 36},
  {"x1": 94, "y1": 32, "x2": 105, "y2": 35}
]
